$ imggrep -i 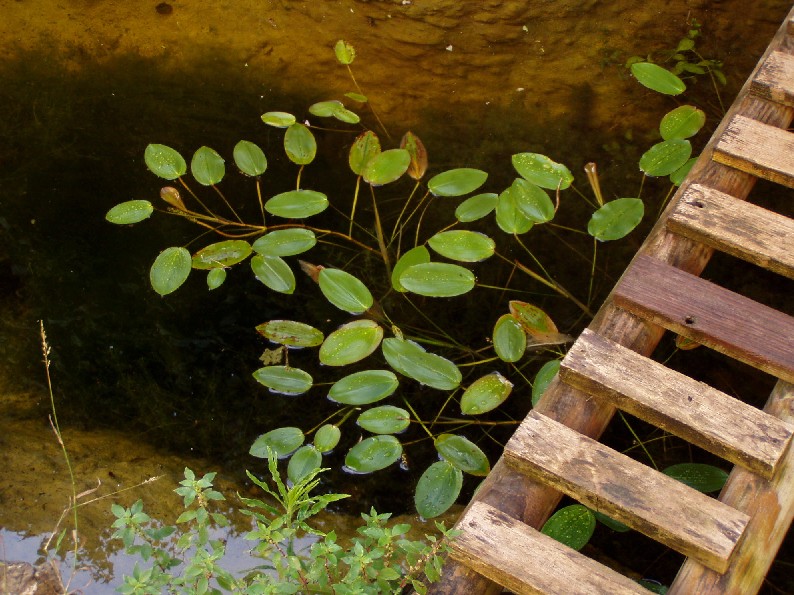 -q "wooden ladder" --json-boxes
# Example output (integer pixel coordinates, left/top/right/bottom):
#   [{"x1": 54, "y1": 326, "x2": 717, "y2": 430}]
[{"x1": 433, "y1": 6, "x2": 794, "y2": 595}]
